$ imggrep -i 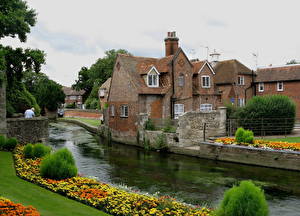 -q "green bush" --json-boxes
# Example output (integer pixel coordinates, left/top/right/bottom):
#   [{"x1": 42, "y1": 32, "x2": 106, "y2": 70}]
[
  {"x1": 237, "y1": 95, "x2": 296, "y2": 135},
  {"x1": 243, "y1": 130, "x2": 254, "y2": 144},
  {"x1": 217, "y1": 180, "x2": 269, "y2": 216},
  {"x1": 24, "y1": 143, "x2": 34, "y2": 158},
  {"x1": 0, "y1": 135, "x2": 6, "y2": 149},
  {"x1": 144, "y1": 119, "x2": 156, "y2": 131},
  {"x1": 33, "y1": 143, "x2": 51, "y2": 158},
  {"x1": 155, "y1": 133, "x2": 168, "y2": 151},
  {"x1": 66, "y1": 103, "x2": 76, "y2": 109},
  {"x1": 235, "y1": 127, "x2": 245, "y2": 144},
  {"x1": 162, "y1": 118, "x2": 176, "y2": 133},
  {"x1": 40, "y1": 148, "x2": 77, "y2": 180},
  {"x1": 3, "y1": 137, "x2": 18, "y2": 151},
  {"x1": 85, "y1": 98, "x2": 99, "y2": 110}
]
